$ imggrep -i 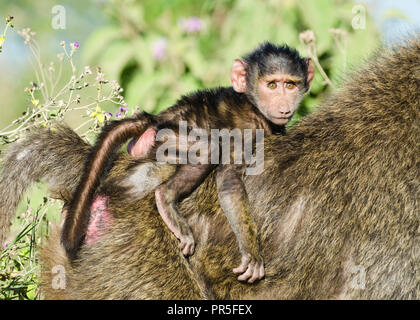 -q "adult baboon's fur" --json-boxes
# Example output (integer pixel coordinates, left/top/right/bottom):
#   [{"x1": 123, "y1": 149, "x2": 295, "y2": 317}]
[{"x1": 0, "y1": 39, "x2": 419, "y2": 299}]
